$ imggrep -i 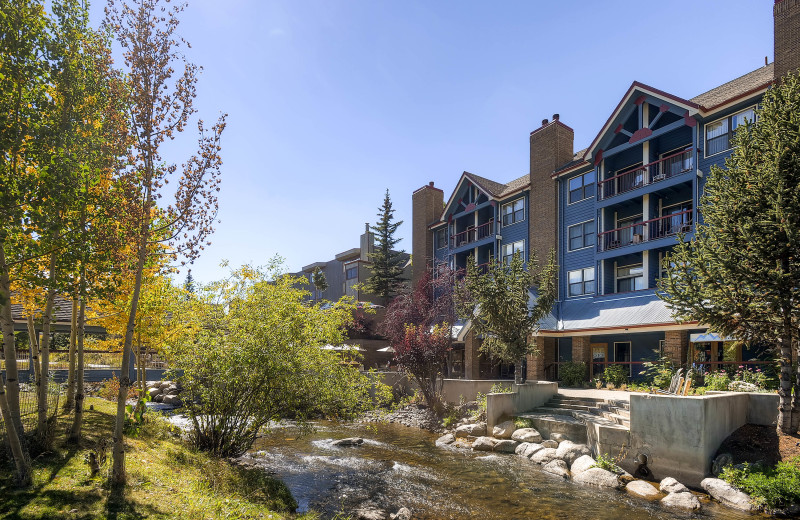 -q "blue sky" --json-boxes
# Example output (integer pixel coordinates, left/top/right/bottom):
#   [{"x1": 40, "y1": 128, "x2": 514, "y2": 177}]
[{"x1": 89, "y1": 1, "x2": 774, "y2": 283}]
